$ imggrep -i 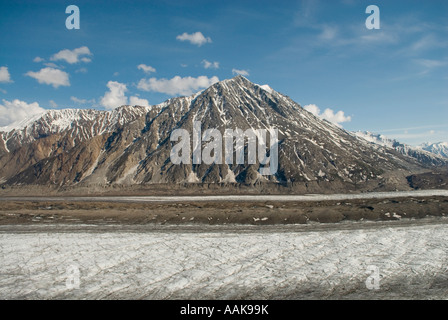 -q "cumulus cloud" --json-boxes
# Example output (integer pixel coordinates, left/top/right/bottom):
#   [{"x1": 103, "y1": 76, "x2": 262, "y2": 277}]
[
  {"x1": 25, "y1": 67, "x2": 70, "y2": 88},
  {"x1": 138, "y1": 64, "x2": 156, "y2": 74},
  {"x1": 129, "y1": 96, "x2": 149, "y2": 107},
  {"x1": 303, "y1": 104, "x2": 352, "y2": 126},
  {"x1": 100, "y1": 81, "x2": 128, "y2": 110},
  {"x1": 0, "y1": 66, "x2": 12, "y2": 83},
  {"x1": 100, "y1": 81, "x2": 150, "y2": 109},
  {"x1": 50, "y1": 46, "x2": 92, "y2": 64},
  {"x1": 303, "y1": 104, "x2": 320, "y2": 116},
  {"x1": 176, "y1": 32, "x2": 212, "y2": 46},
  {"x1": 202, "y1": 60, "x2": 219, "y2": 69},
  {"x1": 321, "y1": 108, "x2": 352, "y2": 125},
  {"x1": 33, "y1": 56, "x2": 44, "y2": 63},
  {"x1": 232, "y1": 68, "x2": 250, "y2": 76},
  {"x1": 0, "y1": 99, "x2": 46, "y2": 127},
  {"x1": 137, "y1": 75, "x2": 219, "y2": 96}
]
